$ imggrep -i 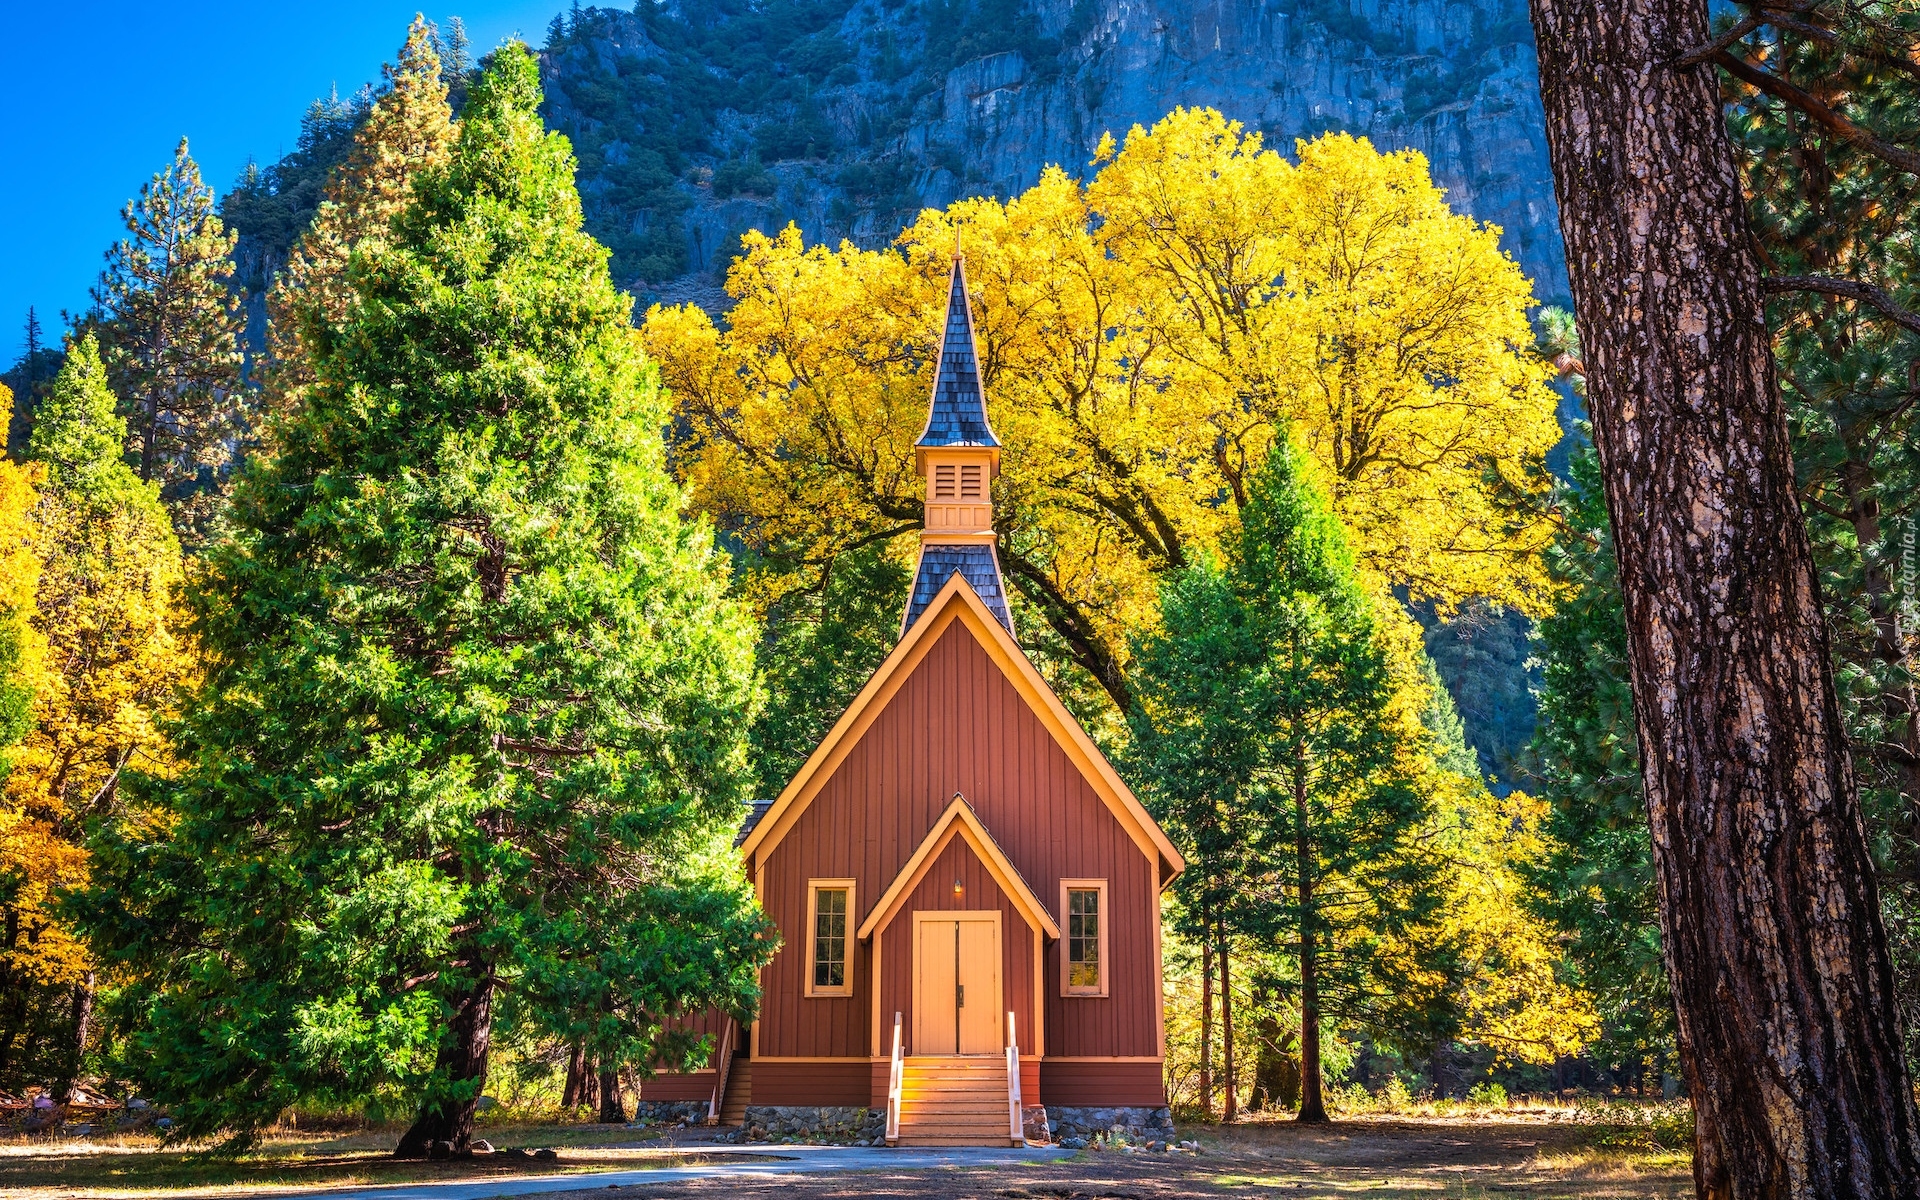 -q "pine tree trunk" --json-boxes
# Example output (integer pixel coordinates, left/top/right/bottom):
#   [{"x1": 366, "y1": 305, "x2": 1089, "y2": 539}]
[
  {"x1": 1527, "y1": 1, "x2": 1920, "y2": 1194},
  {"x1": 562, "y1": 1042, "x2": 593, "y2": 1110},
  {"x1": 53, "y1": 972, "x2": 95, "y2": 1103},
  {"x1": 1296, "y1": 770, "x2": 1328, "y2": 1124},
  {"x1": 1198, "y1": 933, "x2": 1214, "y2": 1120},
  {"x1": 1220, "y1": 941, "x2": 1237, "y2": 1122},
  {"x1": 1429, "y1": 1042, "x2": 1453, "y2": 1102},
  {"x1": 597, "y1": 1065, "x2": 626, "y2": 1124},
  {"x1": 394, "y1": 973, "x2": 494, "y2": 1158}
]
